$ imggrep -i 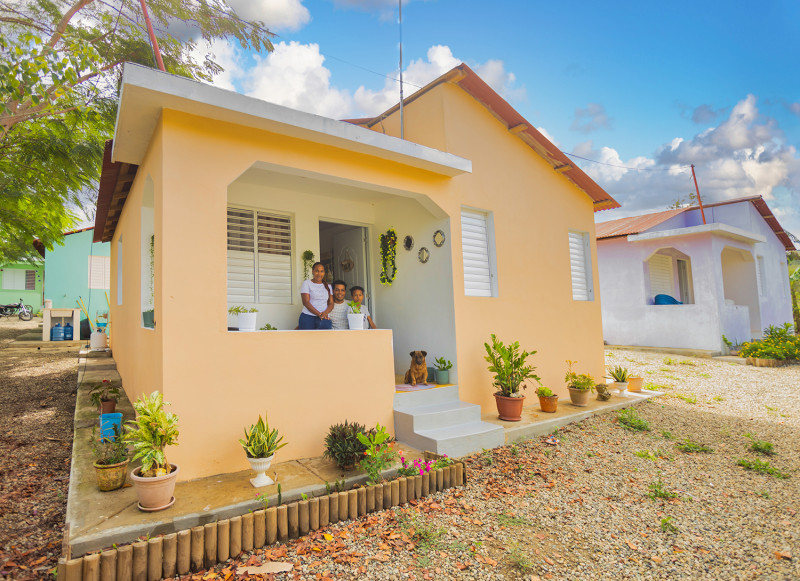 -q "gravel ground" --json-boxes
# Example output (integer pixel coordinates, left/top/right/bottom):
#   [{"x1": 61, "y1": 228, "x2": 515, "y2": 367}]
[{"x1": 195, "y1": 349, "x2": 800, "y2": 580}]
